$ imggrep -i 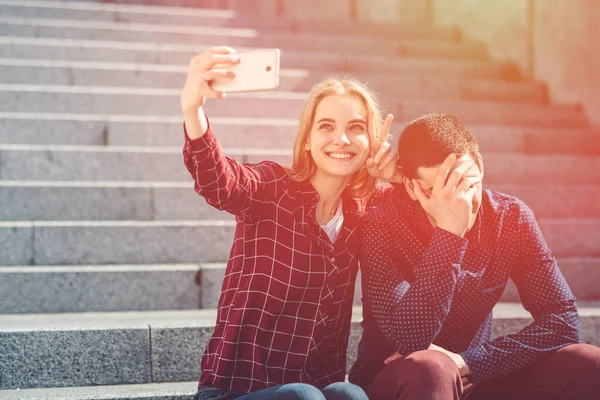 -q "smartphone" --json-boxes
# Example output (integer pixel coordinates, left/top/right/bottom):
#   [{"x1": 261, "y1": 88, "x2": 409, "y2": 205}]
[{"x1": 211, "y1": 48, "x2": 280, "y2": 93}]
